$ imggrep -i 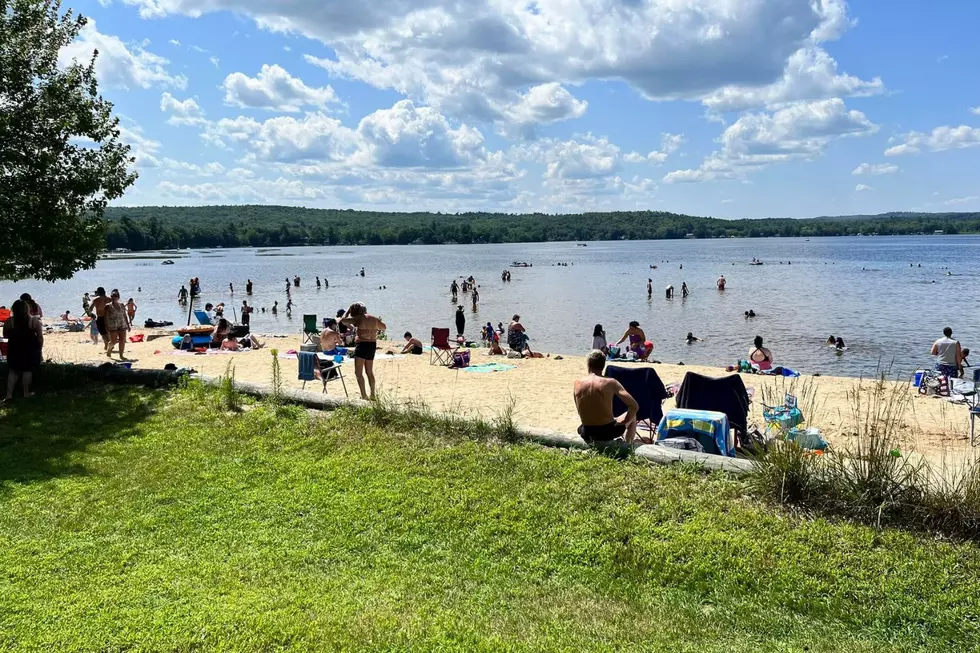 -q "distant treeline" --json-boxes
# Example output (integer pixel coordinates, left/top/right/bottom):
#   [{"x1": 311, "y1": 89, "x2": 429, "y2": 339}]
[{"x1": 102, "y1": 206, "x2": 980, "y2": 251}]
